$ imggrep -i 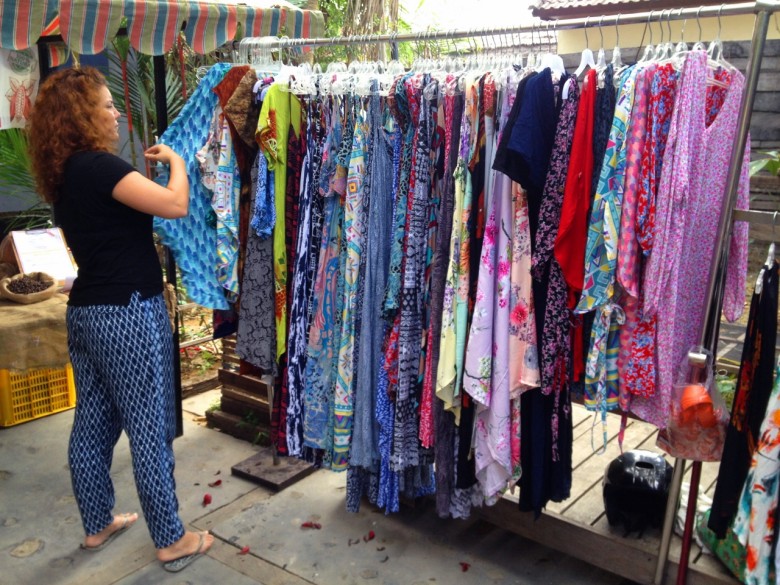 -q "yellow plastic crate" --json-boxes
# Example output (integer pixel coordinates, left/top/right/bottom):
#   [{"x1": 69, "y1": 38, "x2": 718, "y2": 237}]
[{"x1": 0, "y1": 364, "x2": 76, "y2": 427}]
